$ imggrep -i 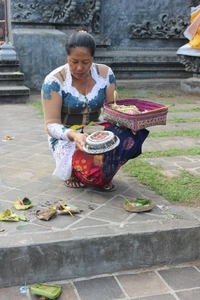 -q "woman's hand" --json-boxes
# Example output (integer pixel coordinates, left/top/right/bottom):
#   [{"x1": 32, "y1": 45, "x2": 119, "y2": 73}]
[{"x1": 67, "y1": 130, "x2": 88, "y2": 151}]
